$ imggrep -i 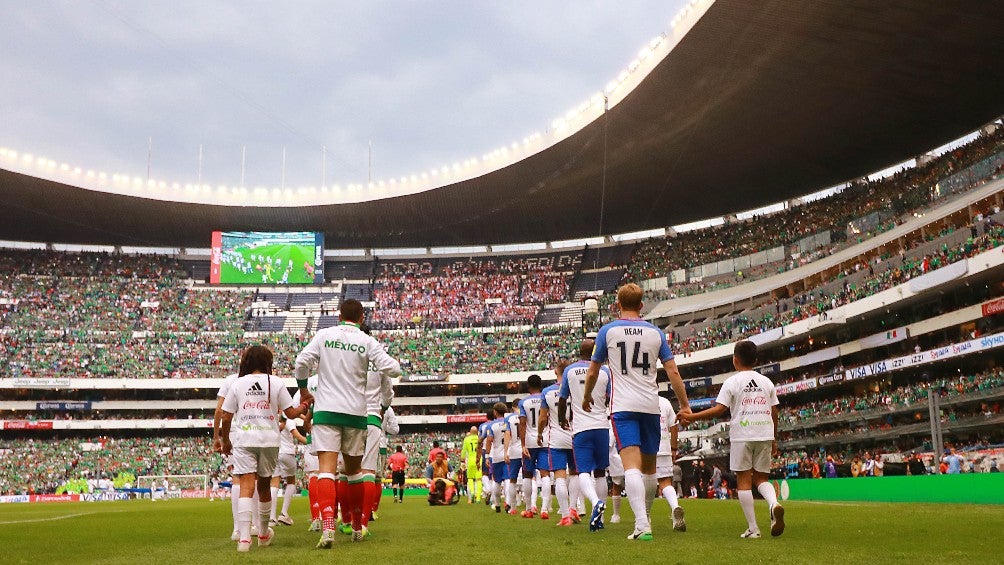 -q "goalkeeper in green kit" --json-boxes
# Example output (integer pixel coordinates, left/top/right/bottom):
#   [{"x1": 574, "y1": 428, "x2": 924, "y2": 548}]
[{"x1": 461, "y1": 426, "x2": 482, "y2": 503}]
